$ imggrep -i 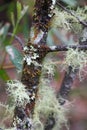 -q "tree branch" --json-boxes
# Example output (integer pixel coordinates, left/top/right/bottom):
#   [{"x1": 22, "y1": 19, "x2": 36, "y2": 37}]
[
  {"x1": 49, "y1": 44, "x2": 87, "y2": 52},
  {"x1": 58, "y1": 67, "x2": 78, "y2": 105},
  {"x1": 57, "y1": 27, "x2": 87, "y2": 104}
]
